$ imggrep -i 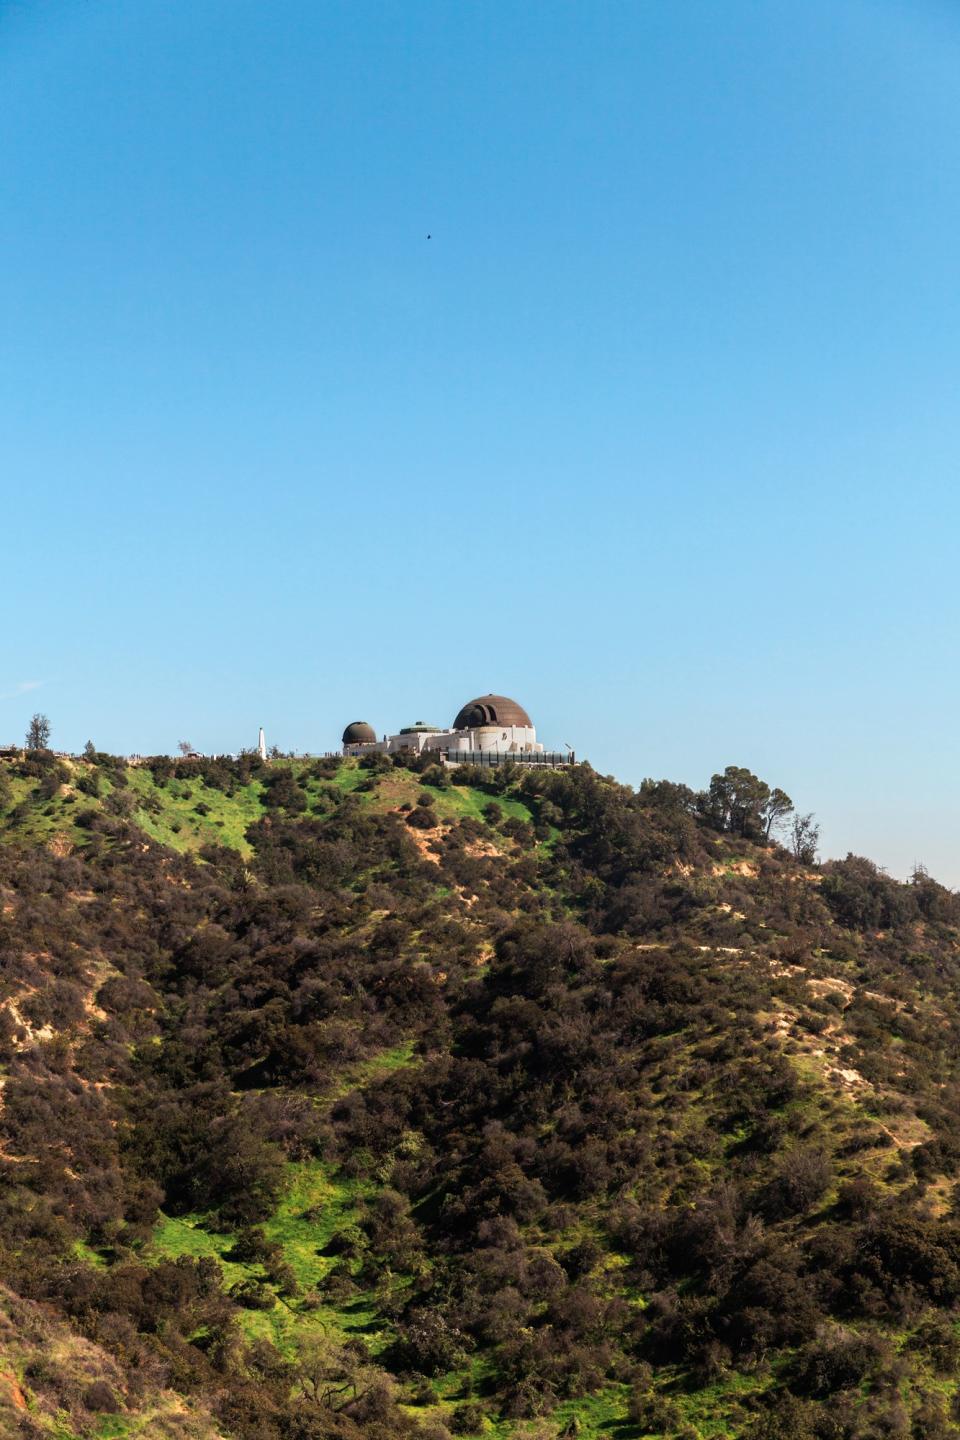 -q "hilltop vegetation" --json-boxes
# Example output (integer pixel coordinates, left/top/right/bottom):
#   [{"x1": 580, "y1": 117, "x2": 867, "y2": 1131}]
[{"x1": 1, "y1": 748, "x2": 960, "y2": 1437}]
